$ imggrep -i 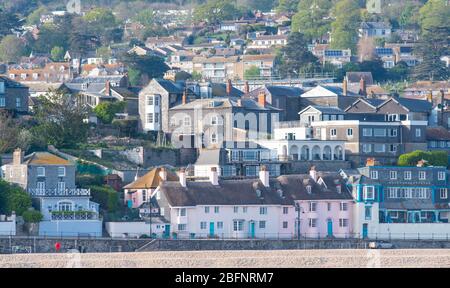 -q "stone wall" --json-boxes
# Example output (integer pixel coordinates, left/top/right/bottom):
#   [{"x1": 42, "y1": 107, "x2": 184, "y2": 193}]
[{"x1": 118, "y1": 146, "x2": 197, "y2": 168}]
